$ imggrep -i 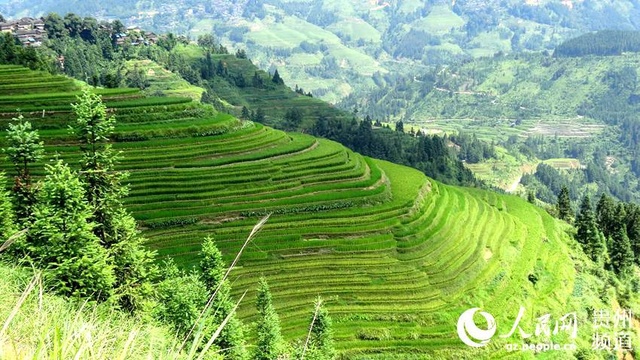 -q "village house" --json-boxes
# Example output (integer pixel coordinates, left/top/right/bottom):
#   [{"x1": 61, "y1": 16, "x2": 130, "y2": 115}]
[
  {"x1": 114, "y1": 27, "x2": 162, "y2": 47},
  {"x1": 146, "y1": 32, "x2": 159, "y2": 44},
  {"x1": 0, "y1": 21, "x2": 17, "y2": 32},
  {"x1": 0, "y1": 17, "x2": 47, "y2": 46},
  {"x1": 2, "y1": 16, "x2": 161, "y2": 48}
]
